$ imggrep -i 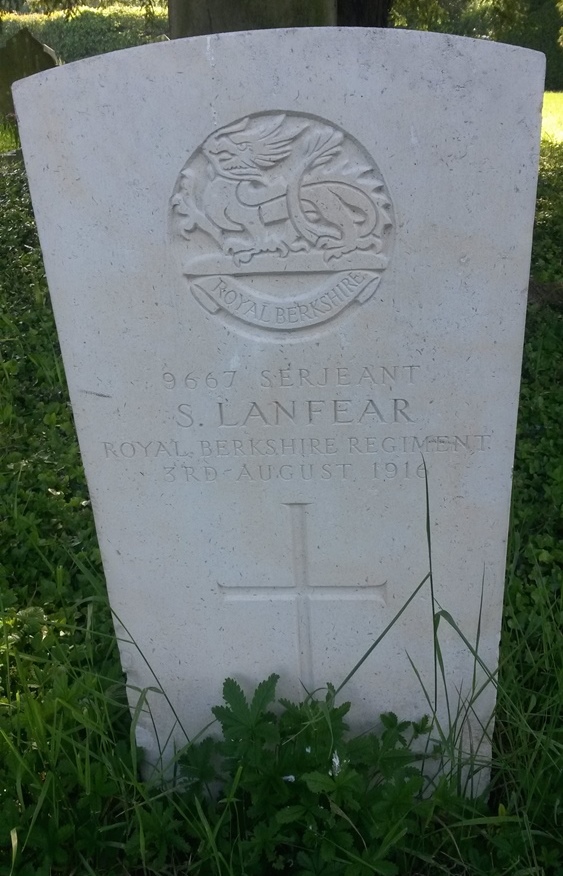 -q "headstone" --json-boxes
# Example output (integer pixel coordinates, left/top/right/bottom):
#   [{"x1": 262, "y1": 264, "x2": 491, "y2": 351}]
[
  {"x1": 0, "y1": 28, "x2": 58, "y2": 119},
  {"x1": 13, "y1": 29, "x2": 544, "y2": 789}
]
